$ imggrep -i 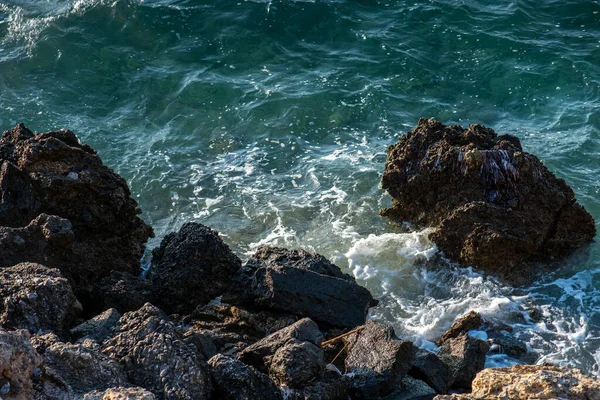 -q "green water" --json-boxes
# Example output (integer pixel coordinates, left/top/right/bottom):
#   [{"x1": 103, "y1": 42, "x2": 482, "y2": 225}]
[{"x1": 1, "y1": 0, "x2": 600, "y2": 374}]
